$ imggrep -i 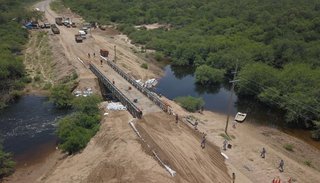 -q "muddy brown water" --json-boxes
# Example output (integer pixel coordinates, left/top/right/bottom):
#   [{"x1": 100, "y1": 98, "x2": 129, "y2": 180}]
[{"x1": 155, "y1": 65, "x2": 320, "y2": 150}]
